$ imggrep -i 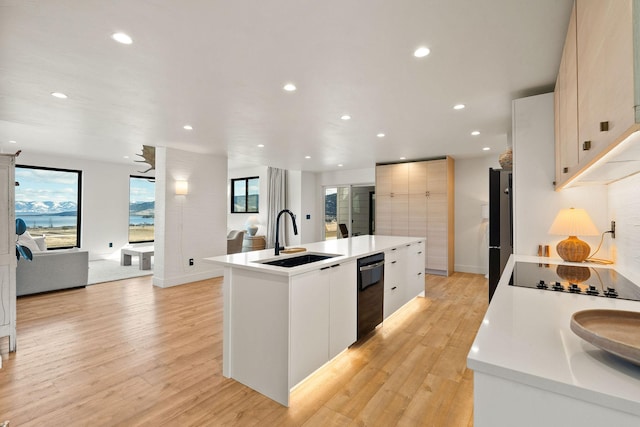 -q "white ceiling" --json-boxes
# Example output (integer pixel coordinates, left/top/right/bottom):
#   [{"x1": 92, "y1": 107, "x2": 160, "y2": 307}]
[{"x1": 0, "y1": 0, "x2": 573, "y2": 172}]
